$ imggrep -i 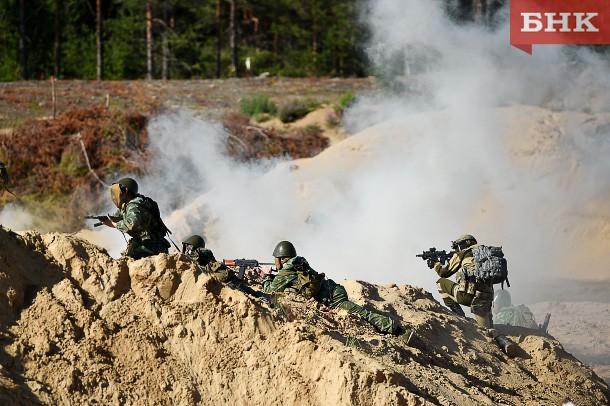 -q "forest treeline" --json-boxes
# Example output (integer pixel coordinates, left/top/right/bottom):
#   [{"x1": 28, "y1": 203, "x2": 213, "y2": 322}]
[{"x1": 0, "y1": 0, "x2": 505, "y2": 81}]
